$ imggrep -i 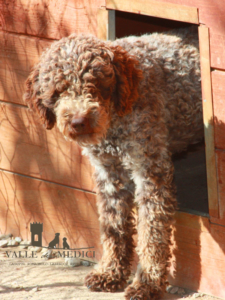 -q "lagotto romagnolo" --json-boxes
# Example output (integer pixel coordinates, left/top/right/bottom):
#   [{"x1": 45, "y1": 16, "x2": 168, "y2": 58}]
[{"x1": 24, "y1": 27, "x2": 203, "y2": 300}]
